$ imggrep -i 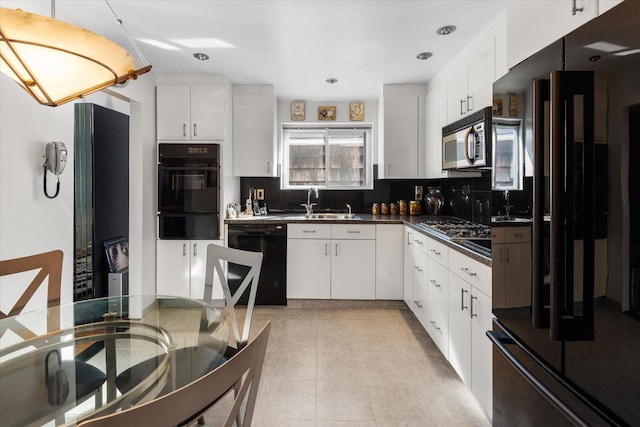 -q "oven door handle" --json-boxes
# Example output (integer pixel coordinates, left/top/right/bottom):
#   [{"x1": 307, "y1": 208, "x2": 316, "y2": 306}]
[{"x1": 158, "y1": 165, "x2": 219, "y2": 171}]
